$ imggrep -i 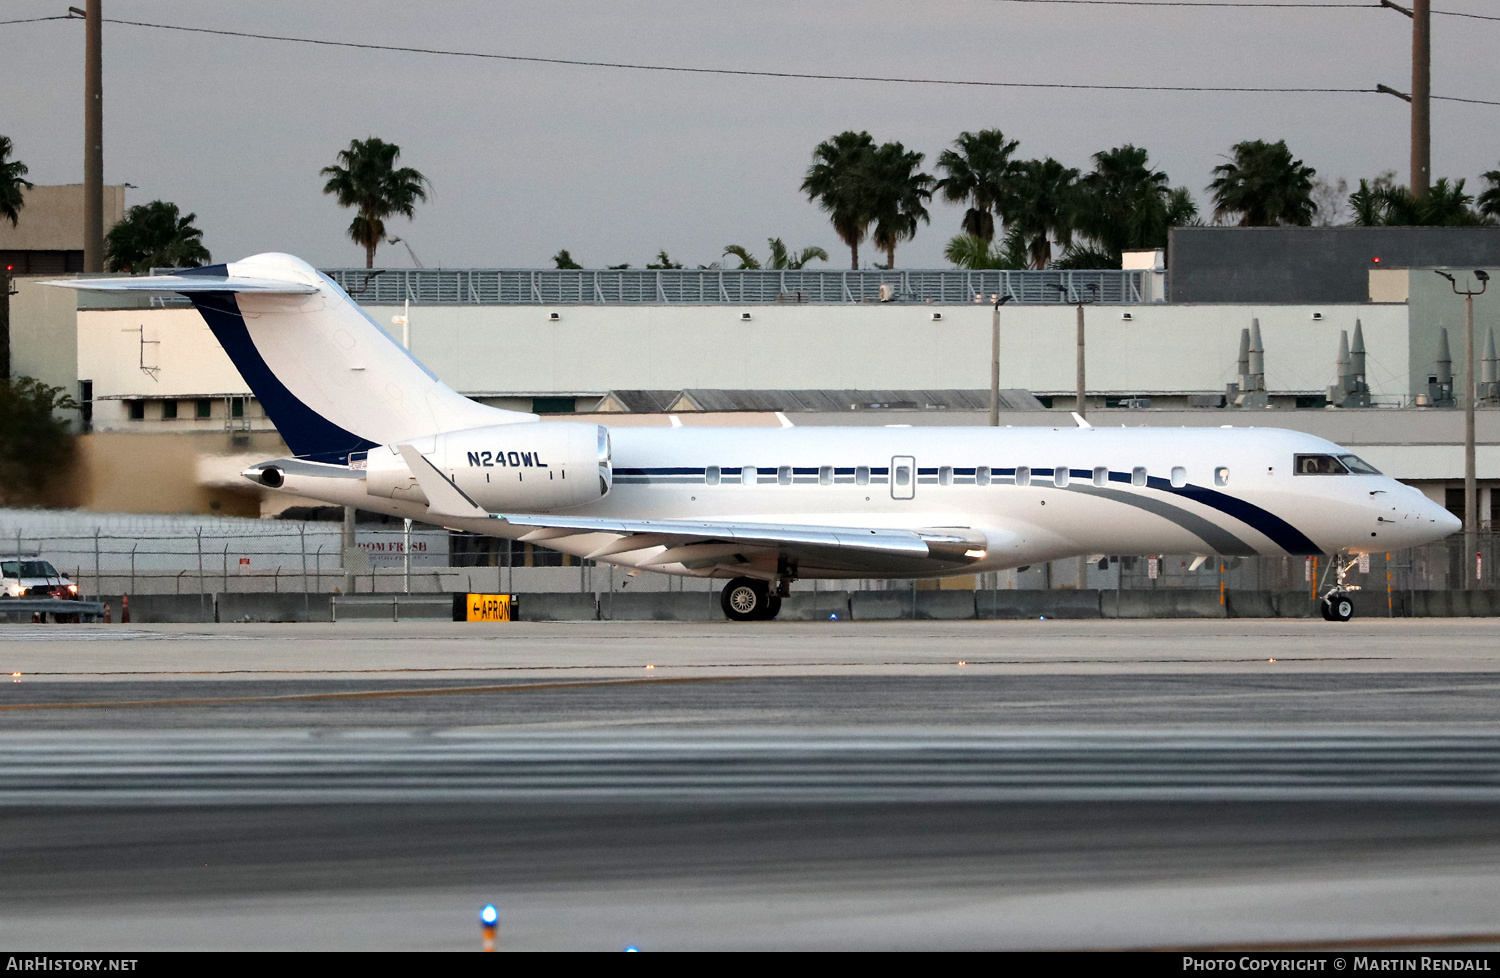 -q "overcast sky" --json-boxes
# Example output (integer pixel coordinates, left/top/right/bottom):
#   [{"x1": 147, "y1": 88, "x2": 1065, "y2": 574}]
[{"x1": 2, "y1": 0, "x2": 1498, "y2": 269}]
